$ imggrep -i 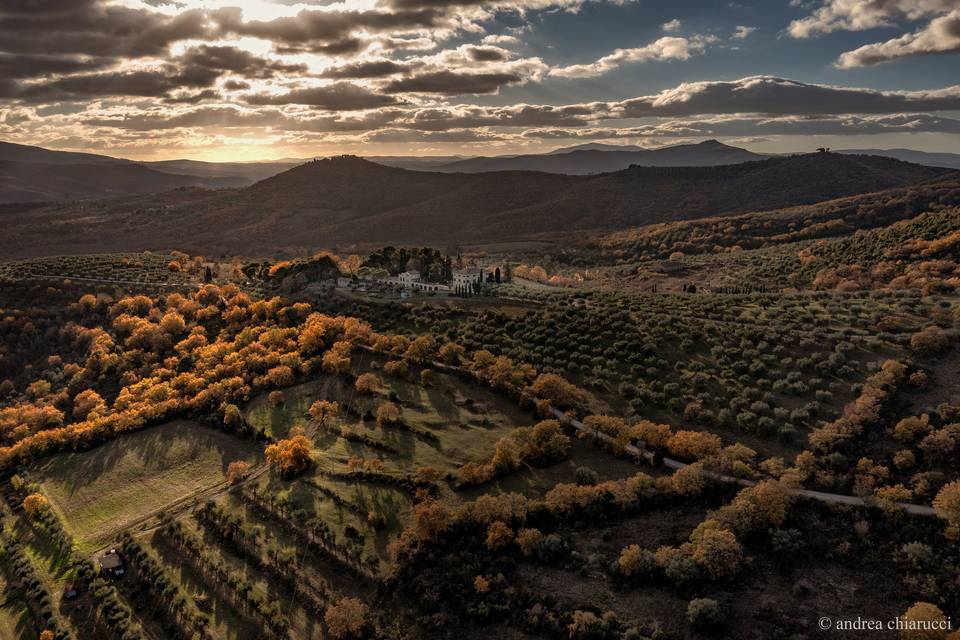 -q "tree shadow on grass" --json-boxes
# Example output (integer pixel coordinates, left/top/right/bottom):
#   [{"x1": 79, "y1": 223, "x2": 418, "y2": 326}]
[
  {"x1": 0, "y1": 593, "x2": 37, "y2": 640},
  {"x1": 32, "y1": 421, "x2": 260, "y2": 507},
  {"x1": 150, "y1": 530, "x2": 260, "y2": 640}
]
